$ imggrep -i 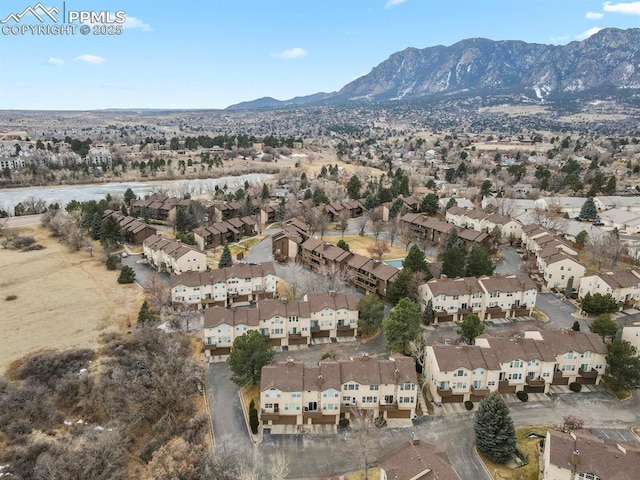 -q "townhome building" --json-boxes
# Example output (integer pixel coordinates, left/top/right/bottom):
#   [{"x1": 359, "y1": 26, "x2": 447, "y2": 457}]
[
  {"x1": 271, "y1": 219, "x2": 310, "y2": 262},
  {"x1": 418, "y1": 274, "x2": 537, "y2": 323},
  {"x1": 424, "y1": 330, "x2": 607, "y2": 404},
  {"x1": 130, "y1": 195, "x2": 188, "y2": 222},
  {"x1": 297, "y1": 239, "x2": 399, "y2": 297},
  {"x1": 201, "y1": 292, "x2": 358, "y2": 358},
  {"x1": 401, "y1": 213, "x2": 489, "y2": 249},
  {"x1": 102, "y1": 210, "x2": 157, "y2": 244},
  {"x1": 537, "y1": 250, "x2": 586, "y2": 291},
  {"x1": 143, "y1": 234, "x2": 207, "y2": 275},
  {"x1": 170, "y1": 262, "x2": 278, "y2": 308},
  {"x1": 260, "y1": 355, "x2": 418, "y2": 428},
  {"x1": 578, "y1": 269, "x2": 640, "y2": 308},
  {"x1": 543, "y1": 429, "x2": 640, "y2": 480},
  {"x1": 445, "y1": 207, "x2": 523, "y2": 242},
  {"x1": 193, "y1": 216, "x2": 257, "y2": 250},
  {"x1": 379, "y1": 437, "x2": 460, "y2": 480}
]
